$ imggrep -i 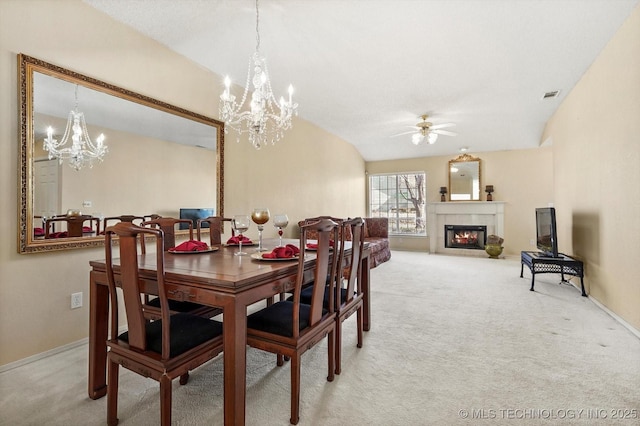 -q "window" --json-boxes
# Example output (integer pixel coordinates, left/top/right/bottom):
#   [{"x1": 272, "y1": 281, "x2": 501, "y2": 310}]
[{"x1": 369, "y1": 172, "x2": 426, "y2": 236}]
